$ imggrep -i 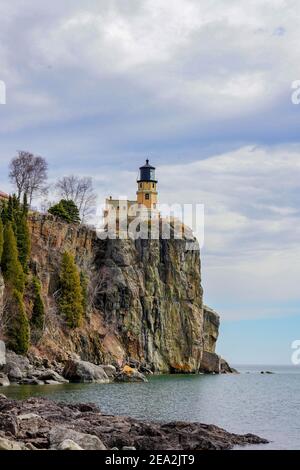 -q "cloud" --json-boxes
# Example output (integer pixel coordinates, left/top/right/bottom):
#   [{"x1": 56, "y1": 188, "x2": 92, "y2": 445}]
[
  {"x1": 0, "y1": 0, "x2": 298, "y2": 139},
  {"x1": 155, "y1": 145, "x2": 300, "y2": 319}
]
